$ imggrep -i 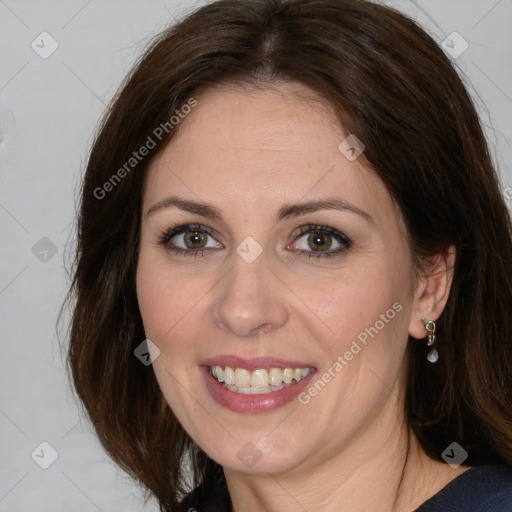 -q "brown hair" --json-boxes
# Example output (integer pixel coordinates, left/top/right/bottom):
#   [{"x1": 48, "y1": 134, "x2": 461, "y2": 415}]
[{"x1": 61, "y1": 0, "x2": 512, "y2": 509}]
